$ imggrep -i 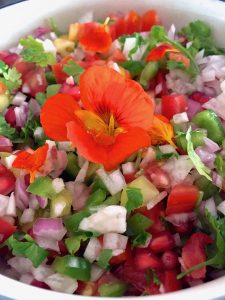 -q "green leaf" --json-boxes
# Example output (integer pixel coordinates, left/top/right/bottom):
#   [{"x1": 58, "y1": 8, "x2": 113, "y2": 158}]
[
  {"x1": 64, "y1": 209, "x2": 91, "y2": 232},
  {"x1": 127, "y1": 213, "x2": 152, "y2": 236},
  {"x1": 97, "y1": 249, "x2": 113, "y2": 269},
  {"x1": 6, "y1": 235, "x2": 48, "y2": 267},
  {"x1": 132, "y1": 231, "x2": 151, "y2": 248},
  {"x1": 125, "y1": 187, "x2": 143, "y2": 214},
  {"x1": 63, "y1": 60, "x2": 84, "y2": 84},
  {"x1": 20, "y1": 36, "x2": 56, "y2": 67},
  {"x1": 155, "y1": 146, "x2": 177, "y2": 161},
  {"x1": 65, "y1": 233, "x2": 88, "y2": 255},
  {"x1": 215, "y1": 154, "x2": 225, "y2": 178},
  {"x1": 152, "y1": 270, "x2": 161, "y2": 285},
  {"x1": 118, "y1": 61, "x2": 146, "y2": 77},
  {"x1": 186, "y1": 127, "x2": 211, "y2": 181},
  {"x1": 0, "y1": 114, "x2": 18, "y2": 139},
  {"x1": 35, "y1": 92, "x2": 47, "y2": 107},
  {"x1": 86, "y1": 189, "x2": 107, "y2": 208},
  {"x1": 166, "y1": 60, "x2": 186, "y2": 71},
  {"x1": 0, "y1": 60, "x2": 22, "y2": 93},
  {"x1": 46, "y1": 84, "x2": 61, "y2": 97},
  {"x1": 27, "y1": 176, "x2": 57, "y2": 199},
  {"x1": 180, "y1": 20, "x2": 225, "y2": 56}
]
